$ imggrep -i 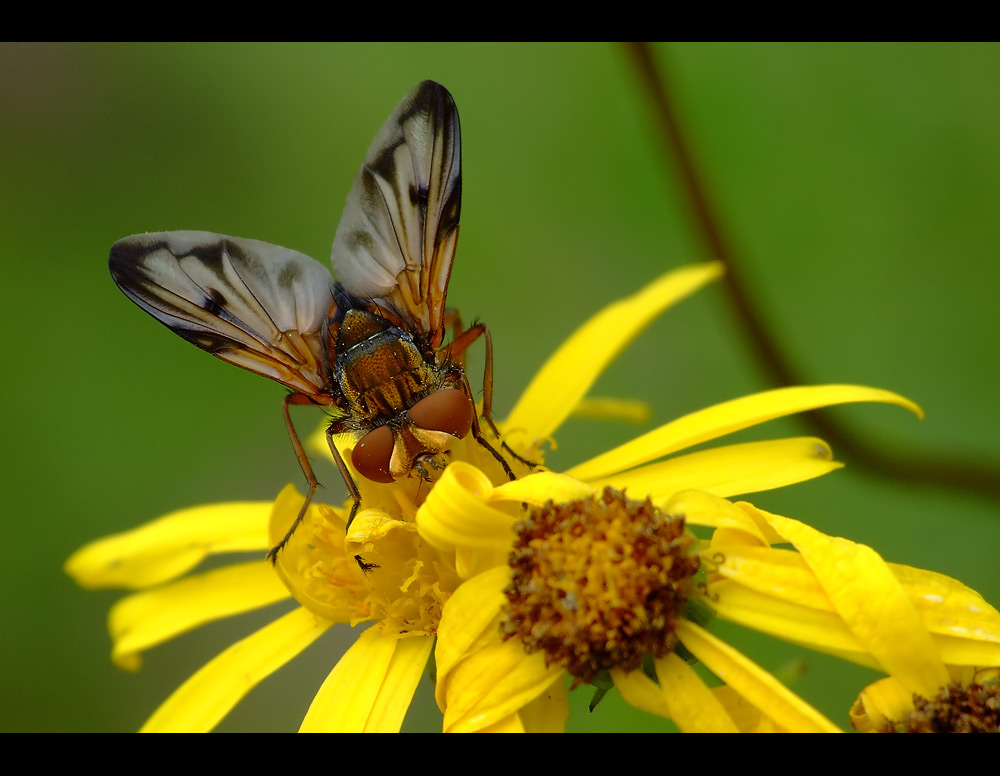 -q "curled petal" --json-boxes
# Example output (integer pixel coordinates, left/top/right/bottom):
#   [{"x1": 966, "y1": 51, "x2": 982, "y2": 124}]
[
  {"x1": 849, "y1": 676, "x2": 915, "y2": 732},
  {"x1": 416, "y1": 462, "x2": 512, "y2": 551}
]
